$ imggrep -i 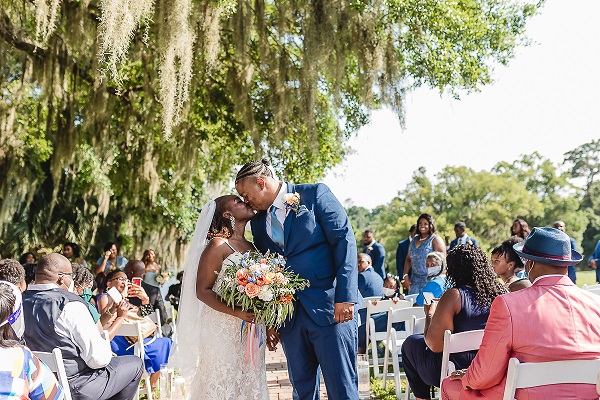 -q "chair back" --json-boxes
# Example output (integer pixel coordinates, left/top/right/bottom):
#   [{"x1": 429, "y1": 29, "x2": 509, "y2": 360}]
[
  {"x1": 410, "y1": 316, "x2": 426, "y2": 335},
  {"x1": 365, "y1": 299, "x2": 412, "y2": 362},
  {"x1": 404, "y1": 294, "x2": 418, "y2": 305},
  {"x1": 583, "y1": 283, "x2": 600, "y2": 290},
  {"x1": 585, "y1": 287, "x2": 600, "y2": 297},
  {"x1": 33, "y1": 348, "x2": 73, "y2": 400},
  {"x1": 502, "y1": 357, "x2": 600, "y2": 400},
  {"x1": 115, "y1": 322, "x2": 152, "y2": 400},
  {"x1": 148, "y1": 309, "x2": 163, "y2": 337},
  {"x1": 440, "y1": 329, "x2": 485, "y2": 388},
  {"x1": 357, "y1": 296, "x2": 380, "y2": 326},
  {"x1": 116, "y1": 322, "x2": 145, "y2": 359}
]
